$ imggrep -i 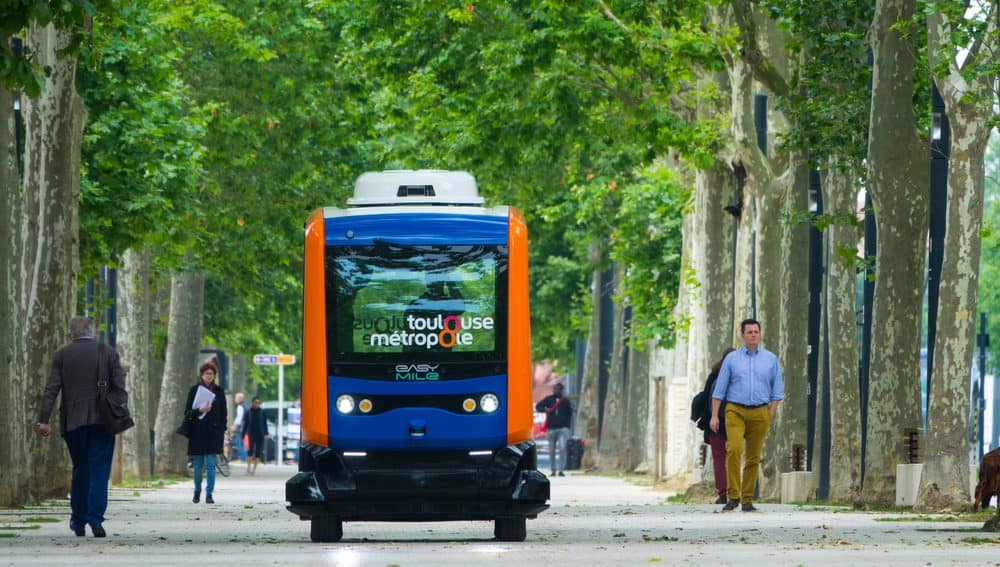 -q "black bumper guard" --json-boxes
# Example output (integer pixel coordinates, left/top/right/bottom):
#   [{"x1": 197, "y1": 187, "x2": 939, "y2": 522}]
[{"x1": 287, "y1": 441, "x2": 550, "y2": 522}]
